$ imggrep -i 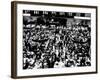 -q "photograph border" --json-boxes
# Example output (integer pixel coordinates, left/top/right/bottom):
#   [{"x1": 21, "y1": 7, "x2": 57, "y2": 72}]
[{"x1": 11, "y1": 1, "x2": 98, "y2": 79}]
